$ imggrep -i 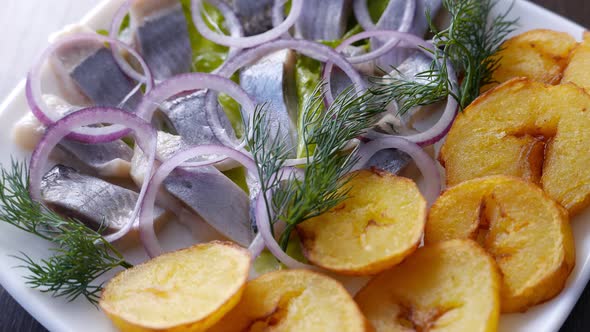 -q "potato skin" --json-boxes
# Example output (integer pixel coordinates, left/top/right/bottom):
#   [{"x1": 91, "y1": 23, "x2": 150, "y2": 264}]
[
  {"x1": 208, "y1": 269, "x2": 370, "y2": 332},
  {"x1": 483, "y1": 29, "x2": 577, "y2": 90},
  {"x1": 355, "y1": 240, "x2": 501, "y2": 332},
  {"x1": 100, "y1": 241, "x2": 251, "y2": 332},
  {"x1": 440, "y1": 78, "x2": 590, "y2": 215},
  {"x1": 297, "y1": 169, "x2": 426, "y2": 275},
  {"x1": 425, "y1": 176, "x2": 575, "y2": 313}
]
